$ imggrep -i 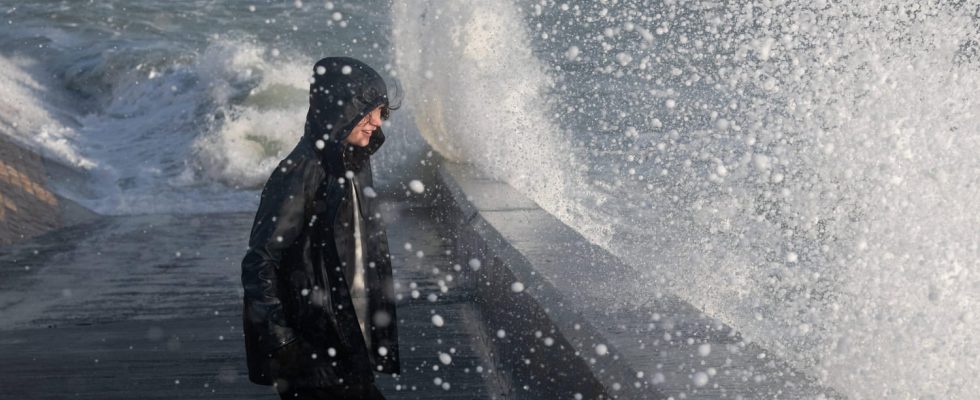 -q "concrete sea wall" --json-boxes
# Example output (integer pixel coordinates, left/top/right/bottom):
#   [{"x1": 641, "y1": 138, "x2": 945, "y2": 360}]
[
  {"x1": 0, "y1": 136, "x2": 97, "y2": 246},
  {"x1": 432, "y1": 160, "x2": 841, "y2": 399}
]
